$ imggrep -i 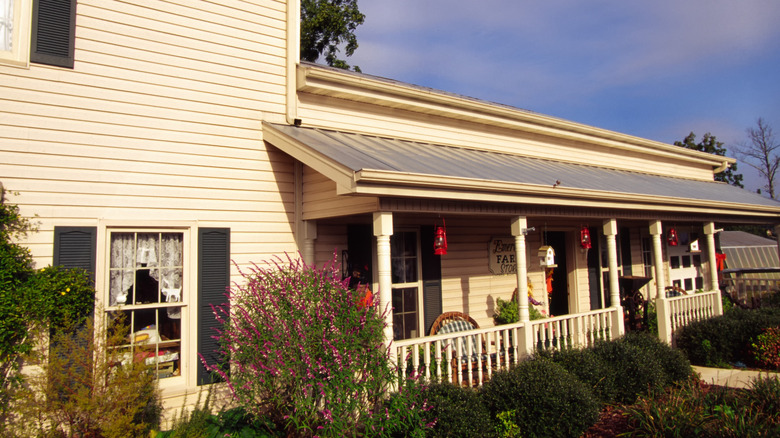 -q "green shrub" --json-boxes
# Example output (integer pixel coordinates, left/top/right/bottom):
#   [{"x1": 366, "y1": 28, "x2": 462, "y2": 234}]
[
  {"x1": 480, "y1": 359, "x2": 600, "y2": 438},
  {"x1": 745, "y1": 375, "x2": 780, "y2": 415},
  {"x1": 591, "y1": 337, "x2": 666, "y2": 404},
  {"x1": 362, "y1": 377, "x2": 432, "y2": 438},
  {"x1": 536, "y1": 347, "x2": 618, "y2": 404},
  {"x1": 621, "y1": 332, "x2": 694, "y2": 386},
  {"x1": 9, "y1": 314, "x2": 162, "y2": 437},
  {"x1": 422, "y1": 382, "x2": 492, "y2": 437},
  {"x1": 624, "y1": 376, "x2": 780, "y2": 437},
  {"x1": 493, "y1": 297, "x2": 545, "y2": 325},
  {"x1": 676, "y1": 307, "x2": 780, "y2": 367},
  {"x1": 161, "y1": 405, "x2": 279, "y2": 438}
]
